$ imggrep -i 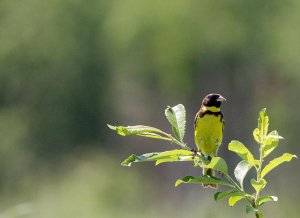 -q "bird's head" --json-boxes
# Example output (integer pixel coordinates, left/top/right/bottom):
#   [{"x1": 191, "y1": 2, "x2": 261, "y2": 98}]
[{"x1": 202, "y1": 93, "x2": 226, "y2": 108}]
